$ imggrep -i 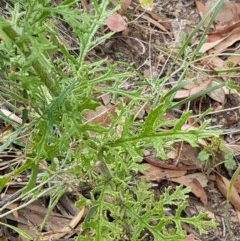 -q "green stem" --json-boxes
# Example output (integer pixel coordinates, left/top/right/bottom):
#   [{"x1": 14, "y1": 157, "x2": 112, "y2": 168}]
[{"x1": 0, "y1": 18, "x2": 59, "y2": 97}]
